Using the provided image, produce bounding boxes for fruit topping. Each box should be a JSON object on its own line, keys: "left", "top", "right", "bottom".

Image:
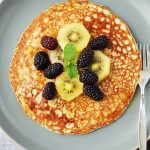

{"left": 48, "top": 49, "right": 64, "bottom": 64}
{"left": 34, "top": 51, "right": 50, "bottom": 70}
{"left": 90, "top": 35, "right": 109, "bottom": 50}
{"left": 65, "top": 63, "right": 78, "bottom": 78}
{"left": 41, "top": 36, "right": 58, "bottom": 50}
{"left": 42, "top": 82, "right": 56, "bottom": 100}
{"left": 77, "top": 48, "right": 94, "bottom": 68}
{"left": 64, "top": 43, "right": 78, "bottom": 78}
{"left": 44, "top": 63, "right": 63, "bottom": 79}
{"left": 55, "top": 72, "right": 83, "bottom": 101}
{"left": 83, "top": 85, "right": 104, "bottom": 101}
{"left": 80, "top": 69, "right": 98, "bottom": 85}
{"left": 57, "top": 23, "right": 91, "bottom": 52}
{"left": 33, "top": 25, "right": 111, "bottom": 102}
{"left": 90, "top": 51, "right": 110, "bottom": 82}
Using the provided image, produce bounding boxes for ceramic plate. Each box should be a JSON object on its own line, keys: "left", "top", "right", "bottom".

{"left": 0, "top": 0, "right": 150, "bottom": 150}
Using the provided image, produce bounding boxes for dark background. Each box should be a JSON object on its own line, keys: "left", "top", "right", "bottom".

{"left": 137, "top": 140, "right": 150, "bottom": 150}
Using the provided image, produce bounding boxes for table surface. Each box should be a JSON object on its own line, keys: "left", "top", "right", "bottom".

{"left": 0, "top": 131, "right": 19, "bottom": 150}
{"left": 0, "top": 131, "right": 150, "bottom": 150}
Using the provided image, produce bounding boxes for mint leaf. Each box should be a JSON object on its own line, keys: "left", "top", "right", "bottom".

{"left": 64, "top": 43, "right": 76, "bottom": 62}
{"left": 65, "top": 63, "right": 78, "bottom": 78}
{"left": 64, "top": 43, "right": 78, "bottom": 78}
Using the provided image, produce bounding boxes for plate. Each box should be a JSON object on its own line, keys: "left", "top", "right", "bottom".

{"left": 0, "top": 0, "right": 150, "bottom": 150}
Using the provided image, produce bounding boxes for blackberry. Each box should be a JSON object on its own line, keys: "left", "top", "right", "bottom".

{"left": 34, "top": 51, "right": 50, "bottom": 70}
{"left": 90, "top": 35, "right": 109, "bottom": 50}
{"left": 41, "top": 36, "right": 58, "bottom": 50}
{"left": 83, "top": 85, "right": 104, "bottom": 101}
{"left": 42, "top": 82, "right": 56, "bottom": 100}
{"left": 44, "top": 63, "right": 63, "bottom": 79}
{"left": 77, "top": 48, "right": 94, "bottom": 68}
{"left": 80, "top": 70, "right": 98, "bottom": 85}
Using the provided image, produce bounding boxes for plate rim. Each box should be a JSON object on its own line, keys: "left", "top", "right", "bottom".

{"left": 0, "top": 124, "right": 150, "bottom": 150}
{"left": 0, "top": 0, "right": 150, "bottom": 150}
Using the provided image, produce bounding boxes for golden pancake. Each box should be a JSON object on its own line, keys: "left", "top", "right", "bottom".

{"left": 9, "top": 0, "right": 141, "bottom": 134}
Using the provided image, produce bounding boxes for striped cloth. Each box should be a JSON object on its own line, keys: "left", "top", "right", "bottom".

{"left": 0, "top": 130, "right": 19, "bottom": 150}
{"left": 0, "top": 129, "right": 150, "bottom": 150}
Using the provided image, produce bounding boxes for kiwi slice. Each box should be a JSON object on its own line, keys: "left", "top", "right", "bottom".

{"left": 90, "top": 51, "right": 110, "bottom": 82}
{"left": 57, "top": 23, "right": 91, "bottom": 52}
{"left": 48, "top": 49, "right": 64, "bottom": 64}
{"left": 55, "top": 72, "right": 83, "bottom": 101}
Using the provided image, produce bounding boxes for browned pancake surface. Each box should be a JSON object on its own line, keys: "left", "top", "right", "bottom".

{"left": 9, "top": 1, "right": 141, "bottom": 134}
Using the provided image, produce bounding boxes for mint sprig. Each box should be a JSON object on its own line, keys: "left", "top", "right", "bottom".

{"left": 65, "top": 63, "right": 78, "bottom": 78}
{"left": 64, "top": 43, "right": 76, "bottom": 62}
{"left": 64, "top": 43, "right": 78, "bottom": 78}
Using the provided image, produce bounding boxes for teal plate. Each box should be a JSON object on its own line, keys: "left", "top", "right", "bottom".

{"left": 0, "top": 0, "right": 150, "bottom": 150}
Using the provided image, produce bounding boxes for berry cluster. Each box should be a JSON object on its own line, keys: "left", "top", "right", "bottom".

{"left": 79, "top": 69, "right": 104, "bottom": 101}
{"left": 80, "top": 69, "right": 98, "bottom": 85}
{"left": 33, "top": 34, "right": 109, "bottom": 101}
{"left": 34, "top": 51, "right": 50, "bottom": 70}
{"left": 44, "top": 63, "right": 63, "bottom": 79}
{"left": 77, "top": 35, "right": 109, "bottom": 100}
{"left": 90, "top": 35, "right": 109, "bottom": 50}
{"left": 41, "top": 36, "right": 58, "bottom": 50}
{"left": 83, "top": 85, "right": 104, "bottom": 101}
{"left": 42, "top": 82, "right": 56, "bottom": 100}
{"left": 77, "top": 48, "right": 94, "bottom": 68}
{"left": 34, "top": 36, "right": 63, "bottom": 100}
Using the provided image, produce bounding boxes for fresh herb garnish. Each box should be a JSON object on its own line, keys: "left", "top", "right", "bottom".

{"left": 64, "top": 43, "right": 78, "bottom": 78}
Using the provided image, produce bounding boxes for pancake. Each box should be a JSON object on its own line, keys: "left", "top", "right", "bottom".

{"left": 9, "top": 0, "right": 141, "bottom": 134}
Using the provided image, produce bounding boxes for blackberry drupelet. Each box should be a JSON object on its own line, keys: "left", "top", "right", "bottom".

{"left": 42, "top": 82, "right": 56, "bottom": 100}
{"left": 80, "top": 69, "right": 98, "bottom": 85}
{"left": 41, "top": 36, "right": 58, "bottom": 50}
{"left": 77, "top": 48, "right": 94, "bottom": 68}
{"left": 90, "top": 35, "right": 109, "bottom": 50}
{"left": 44, "top": 63, "right": 63, "bottom": 79}
{"left": 83, "top": 84, "right": 104, "bottom": 101}
{"left": 34, "top": 51, "right": 50, "bottom": 70}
